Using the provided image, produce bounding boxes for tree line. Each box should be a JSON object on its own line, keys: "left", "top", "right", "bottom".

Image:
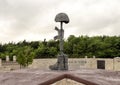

{"left": 0, "top": 35, "right": 120, "bottom": 66}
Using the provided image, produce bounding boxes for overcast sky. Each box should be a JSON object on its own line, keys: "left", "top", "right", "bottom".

{"left": 0, "top": 0, "right": 120, "bottom": 44}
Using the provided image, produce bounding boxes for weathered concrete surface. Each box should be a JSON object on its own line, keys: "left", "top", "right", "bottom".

{"left": 0, "top": 68, "right": 120, "bottom": 85}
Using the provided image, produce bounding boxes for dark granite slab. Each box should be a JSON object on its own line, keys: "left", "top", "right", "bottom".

{"left": 0, "top": 68, "right": 120, "bottom": 85}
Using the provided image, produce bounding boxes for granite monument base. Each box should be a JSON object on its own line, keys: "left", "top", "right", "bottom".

{"left": 49, "top": 53, "right": 68, "bottom": 70}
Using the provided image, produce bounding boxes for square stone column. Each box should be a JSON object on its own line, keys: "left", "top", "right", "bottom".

{"left": 6, "top": 55, "right": 9, "bottom": 62}
{"left": 13, "top": 55, "right": 16, "bottom": 62}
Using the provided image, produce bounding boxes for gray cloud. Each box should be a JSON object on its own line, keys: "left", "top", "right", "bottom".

{"left": 66, "top": 0, "right": 120, "bottom": 36}
{"left": 0, "top": 0, "right": 120, "bottom": 43}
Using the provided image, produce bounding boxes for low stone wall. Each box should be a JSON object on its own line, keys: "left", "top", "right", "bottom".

{"left": 29, "top": 59, "right": 57, "bottom": 70}
{"left": 29, "top": 57, "right": 120, "bottom": 71}
{"left": 1, "top": 57, "right": 120, "bottom": 71}
{"left": 0, "top": 61, "right": 19, "bottom": 71}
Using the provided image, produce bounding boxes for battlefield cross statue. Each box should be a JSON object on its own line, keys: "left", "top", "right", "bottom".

{"left": 49, "top": 13, "right": 70, "bottom": 70}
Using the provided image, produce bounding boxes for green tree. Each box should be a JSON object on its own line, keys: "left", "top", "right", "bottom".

{"left": 16, "top": 46, "right": 34, "bottom": 68}
{"left": 49, "top": 47, "right": 57, "bottom": 57}
{"left": 35, "top": 43, "right": 49, "bottom": 58}
{"left": 0, "top": 35, "right": 120, "bottom": 59}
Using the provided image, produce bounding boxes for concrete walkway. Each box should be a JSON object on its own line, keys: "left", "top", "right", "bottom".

{"left": 0, "top": 68, "right": 120, "bottom": 85}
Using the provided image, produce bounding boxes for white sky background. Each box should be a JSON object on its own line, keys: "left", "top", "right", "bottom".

{"left": 0, "top": 0, "right": 120, "bottom": 44}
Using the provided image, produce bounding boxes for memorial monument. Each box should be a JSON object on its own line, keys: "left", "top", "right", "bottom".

{"left": 49, "top": 13, "right": 69, "bottom": 70}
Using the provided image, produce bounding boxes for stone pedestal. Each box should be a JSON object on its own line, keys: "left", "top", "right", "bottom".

{"left": 49, "top": 53, "right": 68, "bottom": 70}
{"left": 57, "top": 53, "right": 68, "bottom": 70}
